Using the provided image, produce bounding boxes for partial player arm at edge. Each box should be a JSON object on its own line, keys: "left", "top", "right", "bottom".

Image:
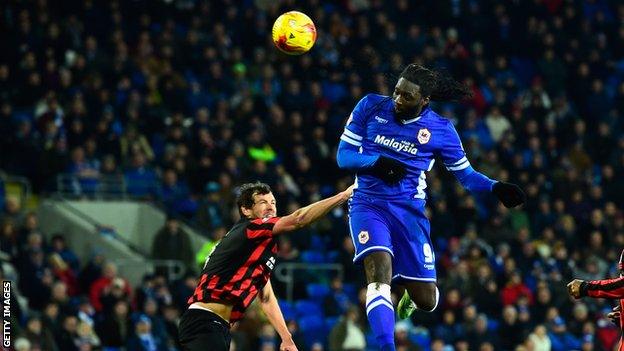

{"left": 336, "top": 139, "right": 378, "bottom": 170}
{"left": 258, "top": 280, "right": 296, "bottom": 349}
{"left": 451, "top": 164, "right": 497, "bottom": 193}
{"left": 580, "top": 277, "right": 624, "bottom": 299}
{"left": 273, "top": 185, "right": 353, "bottom": 234}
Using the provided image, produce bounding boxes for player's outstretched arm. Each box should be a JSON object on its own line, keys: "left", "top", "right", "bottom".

{"left": 258, "top": 280, "right": 298, "bottom": 351}
{"left": 568, "top": 277, "right": 624, "bottom": 299}
{"left": 272, "top": 185, "right": 354, "bottom": 234}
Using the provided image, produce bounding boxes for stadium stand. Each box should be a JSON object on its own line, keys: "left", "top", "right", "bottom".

{"left": 1, "top": 0, "right": 624, "bottom": 350}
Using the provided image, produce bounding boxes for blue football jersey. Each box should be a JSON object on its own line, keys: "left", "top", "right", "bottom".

{"left": 340, "top": 94, "right": 471, "bottom": 200}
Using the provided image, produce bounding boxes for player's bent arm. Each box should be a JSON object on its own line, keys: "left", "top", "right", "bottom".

{"left": 273, "top": 185, "right": 353, "bottom": 234}
{"left": 581, "top": 277, "right": 624, "bottom": 299}
{"left": 451, "top": 165, "right": 497, "bottom": 193}
{"left": 336, "top": 140, "right": 378, "bottom": 170}
{"left": 258, "top": 280, "right": 295, "bottom": 347}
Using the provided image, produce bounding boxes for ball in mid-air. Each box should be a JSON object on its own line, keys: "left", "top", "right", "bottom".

{"left": 272, "top": 11, "right": 317, "bottom": 55}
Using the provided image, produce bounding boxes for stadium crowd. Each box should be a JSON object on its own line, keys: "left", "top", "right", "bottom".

{"left": 2, "top": 0, "right": 624, "bottom": 350}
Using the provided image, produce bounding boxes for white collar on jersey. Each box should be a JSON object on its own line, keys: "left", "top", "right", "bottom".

{"left": 399, "top": 106, "right": 430, "bottom": 125}
{"left": 400, "top": 115, "right": 421, "bottom": 124}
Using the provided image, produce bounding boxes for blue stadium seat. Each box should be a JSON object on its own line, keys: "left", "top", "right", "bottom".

{"left": 278, "top": 301, "right": 296, "bottom": 321}
{"left": 306, "top": 283, "right": 331, "bottom": 299}
{"left": 301, "top": 250, "right": 325, "bottom": 263}
{"left": 326, "top": 250, "right": 340, "bottom": 262}
{"left": 294, "top": 299, "right": 323, "bottom": 318}
{"left": 299, "top": 315, "right": 327, "bottom": 347}
{"left": 310, "top": 235, "right": 326, "bottom": 251}
{"left": 325, "top": 316, "right": 340, "bottom": 331}
{"left": 487, "top": 319, "right": 499, "bottom": 332}
{"left": 409, "top": 332, "right": 431, "bottom": 350}
{"left": 342, "top": 283, "right": 358, "bottom": 301}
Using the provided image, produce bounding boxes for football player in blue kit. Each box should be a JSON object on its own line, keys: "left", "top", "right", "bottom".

{"left": 336, "top": 64, "right": 525, "bottom": 350}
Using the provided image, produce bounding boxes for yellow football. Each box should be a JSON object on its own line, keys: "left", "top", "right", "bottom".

{"left": 271, "top": 11, "right": 317, "bottom": 55}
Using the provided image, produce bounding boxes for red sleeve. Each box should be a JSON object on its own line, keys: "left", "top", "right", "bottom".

{"left": 246, "top": 217, "right": 280, "bottom": 239}
{"left": 584, "top": 277, "right": 624, "bottom": 299}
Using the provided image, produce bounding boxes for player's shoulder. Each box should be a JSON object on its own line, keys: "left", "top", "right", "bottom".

{"left": 357, "top": 93, "right": 392, "bottom": 113}
{"left": 362, "top": 93, "right": 390, "bottom": 103}
{"left": 249, "top": 217, "right": 280, "bottom": 226}
{"left": 424, "top": 108, "right": 453, "bottom": 129}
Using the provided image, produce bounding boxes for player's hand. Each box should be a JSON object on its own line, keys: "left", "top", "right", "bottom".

{"left": 370, "top": 156, "right": 407, "bottom": 184}
{"left": 492, "top": 181, "right": 526, "bottom": 208}
{"left": 280, "top": 337, "right": 298, "bottom": 351}
{"left": 567, "top": 279, "right": 584, "bottom": 299}
{"left": 342, "top": 184, "right": 355, "bottom": 200}
{"left": 608, "top": 305, "right": 621, "bottom": 326}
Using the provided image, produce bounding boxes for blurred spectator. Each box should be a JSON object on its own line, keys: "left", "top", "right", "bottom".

{"left": 527, "top": 325, "right": 551, "bottom": 351}
{"left": 97, "top": 299, "right": 132, "bottom": 349}
{"left": 151, "top": 216, "right": 194, "bottom": 272}
{"left": 158, "top": 169, "right": 197, "bottom": 218}
{"left": 89, "top": 262, "right": 131, "bottom": 313}
{"left": 50, "top": 233, "right": 80, "bottom": 272}
{"left": 126, "top": 314, "right": 166, "bottom": 351}
{"left": 0, "top": 0, "right": 624, "bottom": 349}
{"left": 23, "top": 314, "right": 59, "bottom": 351}
{"left": 328, "top": 305, "right": 367, "bottom": 351}
{"left": 195, "top": 182, "right": 226, "bottom": 231}
{"left": 124, "top": 152, "right": 158, "bottom": 198}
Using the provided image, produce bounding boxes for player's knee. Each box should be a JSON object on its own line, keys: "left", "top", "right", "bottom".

{"left": 412, "top": 285, "right": 439, "bottom": 312}
{"left": 363, "top": 252, "right": 393, "bottom": 284}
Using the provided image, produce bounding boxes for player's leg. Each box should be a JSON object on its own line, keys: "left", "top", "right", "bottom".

{"left": 400, "top": 281, "right": 439, "bottom": 313}
{"left": 349, "top": 198, "right": 396, "bottom": 351}
{"left": 178, "top": 309, "right": 231, "bottom": 351}
{"left": 363, "top": 251, "right": 396, "bottom": 351}
{"left": 389, "top": 200, "right": 439, "bottom": 318}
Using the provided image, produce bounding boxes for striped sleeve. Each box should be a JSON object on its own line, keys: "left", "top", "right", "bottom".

{"left": 440, "top": 120, "right": 471, "bottom": 172}
{"left": 340, "top": 95, "right": 370, "bottom": 147}
{"left": 582, "top": 277, "right": 624, "bottom": 299}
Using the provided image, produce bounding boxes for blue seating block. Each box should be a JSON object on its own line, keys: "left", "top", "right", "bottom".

{"left": 295, "top": 299, "right": 323, "bottom": 318}
{"left": 306, "top": 283, "right": 331, "bottom": 299}
{"left": 301, "top": 250, "right": 325, "bottom": 263}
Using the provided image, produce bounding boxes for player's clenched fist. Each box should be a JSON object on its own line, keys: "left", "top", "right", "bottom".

{"left": 280, "top": 339, "right": 298, "bottom": 351}
{"left": 567, "top": 279, "right": 584, "bottom": 299}
{"left": 608, "top": 305, "right": 621, "bottom": 326}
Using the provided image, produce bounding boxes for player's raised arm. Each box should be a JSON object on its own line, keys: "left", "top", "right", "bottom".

{"left": 336, "top": 94, "right": 378, "bottom": 170}
{"left": 336, "top": 95, "right": 407, "bottom": 184}
{"left": 568, "top": 277, "right": 624, "bottom": 299}
{"left": 272, "top": 185, "right": 354, "bottom": 234}
{"left": 439, "top": 119, "right": 525, "bottom": 208}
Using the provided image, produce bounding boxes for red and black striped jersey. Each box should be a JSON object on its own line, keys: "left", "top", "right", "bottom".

{"left": 187, "top": 216, "right": 280, "bottom": 324}
{"left": 582, "top": 277, "right": 624, "bottom": 350}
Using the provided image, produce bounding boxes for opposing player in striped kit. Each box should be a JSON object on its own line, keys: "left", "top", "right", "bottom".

{"left": 337, "top": 64, "right": 525, "bottom": 350}
{"left": 568, "top": 249, "right": 624, "bottom": 351}
{"left": 179, "top": 182, "right": 353, "bottom": 351}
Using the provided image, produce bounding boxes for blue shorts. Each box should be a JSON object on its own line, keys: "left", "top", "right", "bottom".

{"left": 348, "top": 194, "right": 436, "bottom": 283}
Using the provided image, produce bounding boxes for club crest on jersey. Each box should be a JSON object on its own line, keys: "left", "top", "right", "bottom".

{"left": 417, "top": 128, "right": 431, "bottom": 144}
{"left": 358, "top": 230, "right": 369, "bottom": 244}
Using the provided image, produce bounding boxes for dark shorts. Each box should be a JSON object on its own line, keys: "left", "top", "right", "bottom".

{"left": 178, "top": 308, "right": 231, "bottom": 351}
